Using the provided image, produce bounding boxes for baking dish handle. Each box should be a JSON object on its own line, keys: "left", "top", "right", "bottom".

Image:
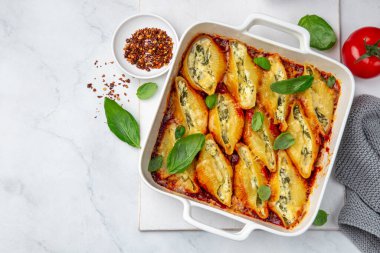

{"left": 238, "top": 13, "right": 311, "bottom": 52}
{"left": 182, "top": 200, "right": 257, "bottom": 240}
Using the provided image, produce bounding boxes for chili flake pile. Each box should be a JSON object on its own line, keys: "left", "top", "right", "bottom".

{"left": 123, "top": 27, "right": 173, "bottom": 71}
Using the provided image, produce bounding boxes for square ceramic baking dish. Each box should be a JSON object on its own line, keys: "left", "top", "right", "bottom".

{"left": 139, "top": 13, "right": 355, "bottom": 240}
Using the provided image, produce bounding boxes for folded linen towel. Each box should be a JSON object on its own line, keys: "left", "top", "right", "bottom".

{"left": 335, "top": 95, "right": 380, "bottom": 253}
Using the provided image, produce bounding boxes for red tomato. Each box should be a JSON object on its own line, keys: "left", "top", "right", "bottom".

{"left": 342, "top": 27, "right": 380, "bottom": 78}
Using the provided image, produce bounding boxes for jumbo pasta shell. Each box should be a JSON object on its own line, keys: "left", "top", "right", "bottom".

{"left": 182, "top": 35, "right": 226, "bottom": 95}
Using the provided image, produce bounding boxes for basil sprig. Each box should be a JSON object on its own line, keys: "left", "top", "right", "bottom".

{"left": 273, "top": 132, "right": 295, "bottom": 150}
{"left": 167, "top": 133, "right": 205, "bottom": 174}
{"left": 104, "top": 97, "right": 140, "bottom": 148}
{"left": 175, "top": 125, "right": 185, "bottom": 139}
{"left": 254, "top": 57, "right": 271, "bottom": 70}
{"left": 271, "top": 75, "right": 314, "bottom": 94}
{"left": 136, "top": 82, "right": 158, "bottom": 100}
{"left": 205, "top": 94, "right": 217, "bottom": 109}
{"left": 313, "top": 209, "right": 328, "bottom": 226}
{"left": 251, "top": 111, "right": 264, "bottom": 131}
{"left": 298, "top": 15, "right": 337, "bottom": 50}
{"left": 258, "top": 185, "right": 271, "bottom": 201}
{"left": 326, "top": 76, "right": 336, "bottom": 88}
{"left": 148, "top": 155, "right": 163, "bottom": 172}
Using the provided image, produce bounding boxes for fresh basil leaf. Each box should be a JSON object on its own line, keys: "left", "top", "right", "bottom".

{"left": 254, "top": 57, "right": 271, "bottom": 70}
{"left": 175, "top": 125, "right": 185, "bottom": 139}
{"left": 271, "top": 75, "right": 314, "bottom": 94}
{"left": 167, "top": 133, "right": 205, "bottom": 174}
{"left": 298, "top": 15, "right": 337, "bottom": 50}
{"left": 326, "top": 76, "right": 336, "bottom": 88}
{"left": 136, "top": 82, "right": 158, "bottom": 100}
{"left": 148, "top": 155, "right": 163, "bottom": 172}
{"left": 273, "top": 132, "right": 295, "bottom": 150}
{"left": 251, "top": 111, "right": 264, "bottom": 131}
{"left": 313, "top": 209, "right": 328, "bottom": 226}
{"left": 258, "top": 185, "right": 271, "bottom": 201}
{"left": 205, "top": 94, "right": 217, "bottom": 109}
{"left": 104, "top": 97, "right": 140, "bottom": 148}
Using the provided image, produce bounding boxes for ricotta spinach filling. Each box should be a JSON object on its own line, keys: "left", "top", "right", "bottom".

{"left": 205, "top": 140, "right": 231, "bottom": 201}
{"left": 188, "top": 39, "right": 214, "bottom": 90}
{"left": 276, "top": 163, "right": 293, "bottom": 225}
{"left": 217, "top": 95, "right": 230, "bottom": 145}
{"left": 274, "top": 69, "right": 286, "bottom": 122}
{"left": 315, "top": 107, "right": 328, "bottom": 129}
{"left": 178, "top": 80, "right": 194, "bottom": 129}
{"left": 240, "top": 147, "right": 264, "bottom": 208}
{"left": 260, "top": 127, "right": 275, "bottom": 169}
{"left": 293, "top": 105, "right": 312, "bottom": 166}
{"left": 231, "top": 42, "right": 254, "bottom": 102}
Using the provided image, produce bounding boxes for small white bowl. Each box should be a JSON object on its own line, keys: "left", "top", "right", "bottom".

{"left": 112, "top": 13, "right": 179, "bottom": 79}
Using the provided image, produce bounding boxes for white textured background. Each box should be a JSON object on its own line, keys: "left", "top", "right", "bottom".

{"left": 0, "top": 0, "right": 379, "bottom": 252}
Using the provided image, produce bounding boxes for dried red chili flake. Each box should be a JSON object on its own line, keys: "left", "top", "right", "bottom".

{"left": 87, "top": 83, "right": 93, "bottom": 89}
{"left": 123, "top": 27, "right": 173, "bottom": 71}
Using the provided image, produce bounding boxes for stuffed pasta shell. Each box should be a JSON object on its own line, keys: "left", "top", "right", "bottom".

{"left": 225, "top": 41, "right": 261, "bottom": 109}
{"left": 258, "top": 54, "right": 289, "bottom": 131}
{"left": 300, "top": 65, "right": 336, "bottom": 134}
{"left": 154, "top": 121, "right": 199, "bottom": 193}
{"left": 286, "top": 102, "right": 319, "bottom": 179}
{"left": 196, "top": 134, "right": 233, "bottom": 206}
{"left": 234, "top": 143, "right": 269, "bottom": 219}
{"left": 243, "top": 108, "right": 277, "bottom": 172}
{"left": 209, "top": 93, "right": 244, "bottom": 155}
{"left": 173, "top": 76, "right": 208, "bottom": 134}
{"left": 182, "top": 35, "right": 226, "bottom": 95}
{"left": 269, "top": 151, "right": 308, "bottom": 228}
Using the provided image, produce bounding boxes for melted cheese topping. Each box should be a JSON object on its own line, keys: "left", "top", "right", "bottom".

{"left": 269, "top": 151, "right": 307, "bottom": 228}
{"left": 226, "top": 41, "right": 258, "bottom": 109}
{"left": 183, "top": 36, "right": 226, "bottom": 95}
{"left": 302, "top": 66, "right": 335, "bottom": 134}
{"left": 188, "top": 38, "right": 215, "bottom": 90}
{"left": 209, "top": 93, "right": 244, "bottom": 155}
{"left": 258, "top": 54, "right": 289, "bottom": 130}
{"left": 287, "top": 103, "right": 319, "bottom": 179}
{"left": 234, "top": 143, "right": 269, "bottom": 218}
{"left": 175, "top": 77, "right": 208, "bottom": 134}
{"left": 155, "top": 122, "right": 199, "bottom": 193}
{"left": 243, "top": 109, "right": 276, "bottom": 172}
{"left": 196, "top": 135, "right": 233, "bottom": 206}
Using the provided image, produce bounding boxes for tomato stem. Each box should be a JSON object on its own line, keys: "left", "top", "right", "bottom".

{"left": 355, "top": 39, "right": 380, "bottom": 63}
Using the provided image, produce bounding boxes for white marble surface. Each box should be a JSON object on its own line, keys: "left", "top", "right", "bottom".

{"left": 0, "top": 0, "right": 379, "bottom": 252}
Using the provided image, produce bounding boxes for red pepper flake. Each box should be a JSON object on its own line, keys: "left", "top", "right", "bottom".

{"left": 92, "top": 88, "right": 97, "bottom": 92}
{"left": 97, "top": 95, "right": 103, "bottom": 98}
{"left": 87, "top": 83, "right": 93, "bottom": 89}
{"left": 123, "top": 27, "right": 173, "bottom": 71}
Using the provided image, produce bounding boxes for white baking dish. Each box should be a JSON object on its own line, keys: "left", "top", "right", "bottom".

{"left": 139, "top": 13, "right": 355, "bottom": 240}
